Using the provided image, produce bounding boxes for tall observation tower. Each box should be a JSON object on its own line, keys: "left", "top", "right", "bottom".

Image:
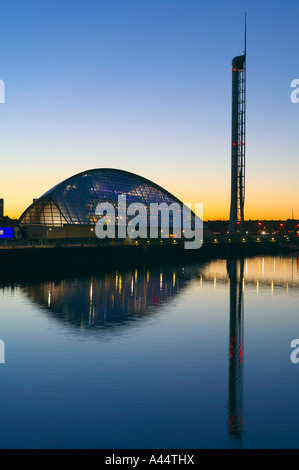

{"left": 229, "top": 15, "right": 247, "bottom": 236}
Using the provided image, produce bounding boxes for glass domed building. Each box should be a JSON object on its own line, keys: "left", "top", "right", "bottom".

{"left": 19, "top": 168, "right": 210, "bottom": 241}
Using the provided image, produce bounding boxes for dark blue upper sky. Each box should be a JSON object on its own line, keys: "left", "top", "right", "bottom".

{"left": 0, "top": 0, "right": 298, "bottom": 219}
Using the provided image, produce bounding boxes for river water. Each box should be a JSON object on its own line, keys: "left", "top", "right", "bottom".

{"left": 0, "top": 255, "right": 298, "bottom": 449}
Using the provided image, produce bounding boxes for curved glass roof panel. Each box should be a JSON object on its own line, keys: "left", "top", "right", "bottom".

{"left": 19, "top": 169, "right": 196, "bottom": 228}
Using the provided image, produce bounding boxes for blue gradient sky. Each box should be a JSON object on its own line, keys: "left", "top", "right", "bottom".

{"left": 0, "top": 0, "right": 298, "bottom": 219}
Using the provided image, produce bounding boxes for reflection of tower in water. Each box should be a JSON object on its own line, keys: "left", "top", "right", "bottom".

{"left": 227, "top": 258, "right": 245, "bottom": 448}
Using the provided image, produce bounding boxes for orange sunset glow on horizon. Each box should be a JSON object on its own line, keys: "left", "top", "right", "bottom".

{"left": 2, "top": 163, "right": 297, "bottom": 222}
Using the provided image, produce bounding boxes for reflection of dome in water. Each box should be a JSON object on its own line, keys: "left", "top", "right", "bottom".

{"left": 24, "top": 265, "right": 204, "bottom": 329}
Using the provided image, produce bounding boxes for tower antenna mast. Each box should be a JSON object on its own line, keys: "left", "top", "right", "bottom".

{"left": 244, "top": 12, "right": 247, "bottom": 56}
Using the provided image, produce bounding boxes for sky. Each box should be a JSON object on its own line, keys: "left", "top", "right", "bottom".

{"left": 0, "top": 0, "right": 298, "bottom": 220}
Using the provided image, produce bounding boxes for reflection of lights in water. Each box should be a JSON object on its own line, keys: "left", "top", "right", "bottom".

{"left": 202, "top": 258, "right": 299, "bottom": 292}
{"left": 26, "top": 258, "right": 297, "bottom": 336}
{"left": 229, "top": 336, "right": 234, "bottom": 360}
{"left": 23, "top": 265, "right": 204, "bottom": 330}
{"left": 239, "top": 339, "right": 244, "bottom": 363}
{"left": 89, "top": 278, "right": 94, "bottom": 325}
{"left": 89, "top": 305, "right": 95, "bottom": 325}
{"left": 89, "top": 283, "right": 95, "bottom": 324}
{"left": 90, "top": 281, "right": 93, "bottom": 302}
{"left": 135, "top": 269, "right": 138, "bottom": 282}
